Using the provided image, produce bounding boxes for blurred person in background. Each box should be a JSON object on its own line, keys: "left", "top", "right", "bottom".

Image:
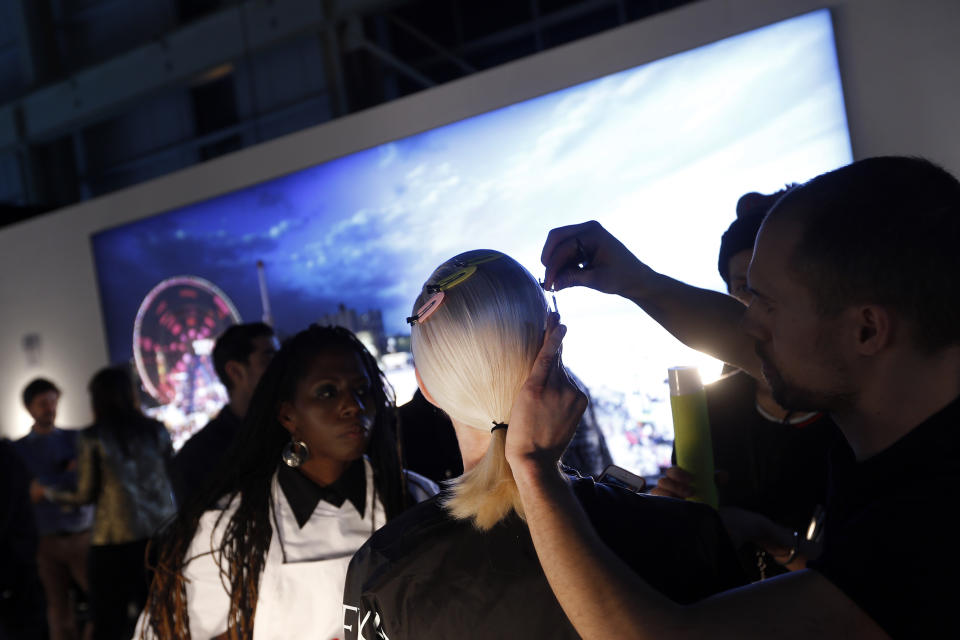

{"left": 34, "top": 367, "right": 176, "bottom": 640}
{"left": 170, "top": 322, "right": 278, "bottom": 507}
{"left": 14, "top": 378, "right": 94, "bottom": 640}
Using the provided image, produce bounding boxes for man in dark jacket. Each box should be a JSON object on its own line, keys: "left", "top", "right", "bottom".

{"left": 170, "top": 322, "right": 277, "bottom": 506}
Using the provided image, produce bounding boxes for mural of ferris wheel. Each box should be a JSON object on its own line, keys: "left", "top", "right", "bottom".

{"left": 132, "top": 276, "right": 241, "bottom": 444}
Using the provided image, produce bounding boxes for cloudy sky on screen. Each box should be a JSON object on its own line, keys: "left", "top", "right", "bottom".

{"left": 93, "top": 9, "right": 851, "bottom": 393}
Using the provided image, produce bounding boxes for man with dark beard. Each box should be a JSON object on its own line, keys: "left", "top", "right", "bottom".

{"left": 652, "top": 191, "right": 841, "bottom": 581}
{"left": 170, "top": 322, "right": 278, "bottom": 507}
{"left": 505, "top": 156, "right": 960, "bottom": 638}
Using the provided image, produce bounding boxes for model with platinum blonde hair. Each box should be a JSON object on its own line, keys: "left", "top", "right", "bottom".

{"left": 343, "top": 249, "right": 745, "bottom": 640}
{"left": 411, "top": 249, "right": 547, "bottom": 530}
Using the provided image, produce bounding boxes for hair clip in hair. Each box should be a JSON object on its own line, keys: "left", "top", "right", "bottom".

{"left": 426, "top": 265, "right": 478, "bottom": 294}
{"left": 406, "top": 292, "right": 445, "bottom": 325}
{"left": 412, "top": 251, "right": 504, "bottom": 324}
{"left": 425, "top": 252, "right": 505, "bottom": 294}
{"left": 452, "top": 253, "right": 501, "bottom": 269}
{"left": 491, "top": 422, "right": 508, "bottom": 433}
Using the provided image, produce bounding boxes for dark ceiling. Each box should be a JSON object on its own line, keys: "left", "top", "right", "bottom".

{"left": 0, "top": 0, "right": 698, "bottom": 228}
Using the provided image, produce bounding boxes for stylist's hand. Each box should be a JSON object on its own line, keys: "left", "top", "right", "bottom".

{"left": 505, "top": 313, "right": 588, "bottom": 477}
{"left": 541, "top": 220, "right": 649, "bottom": 297}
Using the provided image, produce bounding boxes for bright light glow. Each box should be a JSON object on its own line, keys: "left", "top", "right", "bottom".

{"left": 192, "top": 338, "right": 215, "bottom": 356}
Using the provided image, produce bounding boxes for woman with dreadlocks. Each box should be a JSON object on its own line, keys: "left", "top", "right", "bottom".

{"left": 342, "top": 250, "right": 746, "bottom": 639}
{"left": 138, "top": 325, "right": 436, "bottom": 640}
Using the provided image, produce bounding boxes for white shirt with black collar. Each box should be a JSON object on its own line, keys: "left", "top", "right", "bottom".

{"left": 136, "top": 457, "right": 437, "bottom": 640}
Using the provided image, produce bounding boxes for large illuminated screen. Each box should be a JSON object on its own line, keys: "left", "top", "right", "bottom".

{"left": 92, "top": 10, "right": 851, "bottom": 473}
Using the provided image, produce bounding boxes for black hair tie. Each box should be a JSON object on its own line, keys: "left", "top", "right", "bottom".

{"left": 491, "top": 422, "right": 508, "bottom": 433}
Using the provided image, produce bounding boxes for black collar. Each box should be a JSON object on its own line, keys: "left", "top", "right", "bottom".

{"left": 277, "top": 458, "right": 367, "bottom": 528}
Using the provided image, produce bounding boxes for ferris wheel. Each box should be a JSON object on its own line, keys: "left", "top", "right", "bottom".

{"left": 132, "top": 276, "right": 241, "bottom": 440}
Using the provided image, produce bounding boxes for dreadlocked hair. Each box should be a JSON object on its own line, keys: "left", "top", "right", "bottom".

{"left": 141, "top": 325, "right": 410, "bottom": 639}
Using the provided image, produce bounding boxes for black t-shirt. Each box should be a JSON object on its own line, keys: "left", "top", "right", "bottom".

{"left": 703, "top": 371, "right": 842, "bottom": 529}
{"left": 692, "top": 372, "right": 842, "bottom": 579}
{"left": 343, "top": 475, "right": 745, "bottom": 640}
{"left": 170, "top": 407, "right": 243, "bottom": 508}
{"left": 809, "top": 394, "right": 960, "bottom": 638}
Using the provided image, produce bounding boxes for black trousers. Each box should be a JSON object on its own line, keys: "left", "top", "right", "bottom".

{"left": 87, "top": 540, "right": 149, "bottom": 640}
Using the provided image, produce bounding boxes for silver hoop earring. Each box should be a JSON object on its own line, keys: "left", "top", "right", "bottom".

{"left": 281, "top": 438, "right": 309, "bottom": 467}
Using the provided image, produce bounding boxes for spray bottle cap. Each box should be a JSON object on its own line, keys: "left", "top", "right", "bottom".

{"left": 668, "top": 366, "right": 703, "bottom": 396}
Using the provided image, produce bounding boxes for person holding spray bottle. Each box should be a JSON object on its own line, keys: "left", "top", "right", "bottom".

{"left": 665, "top": 366, "right": 718, "bottom": 509}
{"left": 652, "top": 191, "right": 841, "bottom": 581}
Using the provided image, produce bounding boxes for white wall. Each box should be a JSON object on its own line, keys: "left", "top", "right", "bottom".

{"left": 2, "top": 0, "right": 959, "bottom": 436}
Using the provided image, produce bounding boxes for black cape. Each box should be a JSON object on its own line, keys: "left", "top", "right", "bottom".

{"left": 343, "top": 475, "right": 745, "bottom": 639}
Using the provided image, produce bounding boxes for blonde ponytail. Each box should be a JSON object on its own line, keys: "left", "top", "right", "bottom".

{"left": 411, "top": 250, "right": 547, "bottom": 531}
{"left": 442, "top": 428, "right": 524, "bottom": 530}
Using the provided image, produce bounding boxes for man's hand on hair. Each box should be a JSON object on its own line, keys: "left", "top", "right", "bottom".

{"left": 541, "top": 220, "right": 650, "bottom": 298}
{"left": 505, "top": 313, "right": 587, "bottom": 481}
